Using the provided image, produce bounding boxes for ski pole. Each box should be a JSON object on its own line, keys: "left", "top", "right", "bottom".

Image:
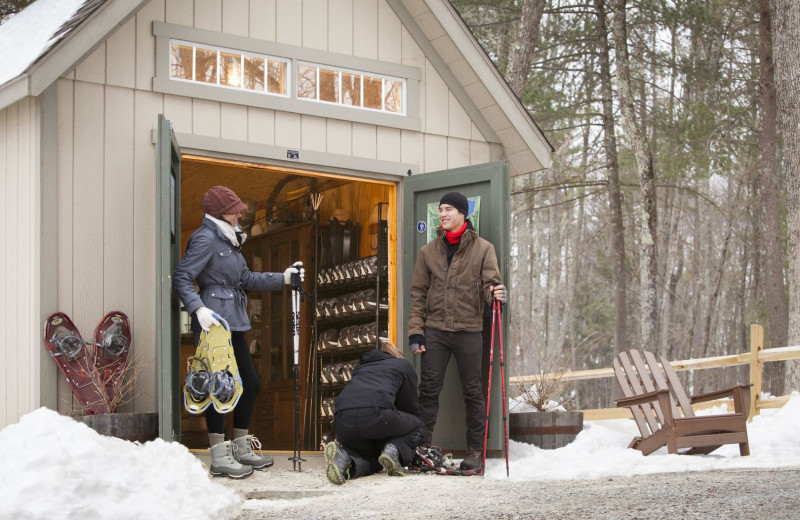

{"left": 481, "top": 285, "right": 498, "bottom": 476}
{"left": 496, "top": 298, "right": 510, "bottom": 477}
{"left": 289, "top": 263, "right": 306, "bottom": 471}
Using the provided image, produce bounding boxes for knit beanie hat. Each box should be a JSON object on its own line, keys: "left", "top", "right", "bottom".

{"left": 439, "top": 191, "right": 470, "bottom": 216}
{"left": 202, "top": 186, "right": 248, "bottom": 219}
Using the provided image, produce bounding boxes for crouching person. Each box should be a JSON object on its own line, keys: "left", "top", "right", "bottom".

{"left": 324, "top": 343, "right": 424, "bottom": 484}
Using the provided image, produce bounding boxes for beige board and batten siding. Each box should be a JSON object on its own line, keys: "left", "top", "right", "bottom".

{"left": 0, "top": 97, "right": 40, "bottom": 429}
{"left": 42, "top": 0, "right": 509, "bottom": 415}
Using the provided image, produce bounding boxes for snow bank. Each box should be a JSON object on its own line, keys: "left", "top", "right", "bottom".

{"left": 0, "top": 408, "right": 241, "bottom": 520}
{"left": 485, "top": 392, "right": 800, "bottom": 480}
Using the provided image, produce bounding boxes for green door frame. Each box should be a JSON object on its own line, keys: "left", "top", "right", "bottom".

{"left": 156, "top": 115, "right": 182, "bottom": 441}
{"left": 401, "top": 161, "right": 509, "bottom": 451}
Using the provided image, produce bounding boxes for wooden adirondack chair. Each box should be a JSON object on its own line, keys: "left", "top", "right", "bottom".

{"left": 613, "top": 350, "right": 751, "bottom": 456}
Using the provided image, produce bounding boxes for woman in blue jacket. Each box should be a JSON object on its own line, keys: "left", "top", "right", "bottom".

{"left": 174, "top": 185, "right": 303, "bottom": 479}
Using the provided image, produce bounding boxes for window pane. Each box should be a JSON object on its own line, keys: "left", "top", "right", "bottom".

{"left": 170, "top": 43, "right": 193, "bottom": 80}
{"left": 297, "top": 65, "right": 317, "bottom": 99}
{"left": 341, "top": 72, "right": 361, "bottom": 106}
{"left": 243, "top": 56, "right": 265, "bottom": 91}
{"left": 383, "top": 80, "right": 402, "bottom": 113}
{"left": 319, "top": 68, "right": 339, "bottom": 103}
{"left": 195, "top": 47, "right": 218, "bottom": 84}
{"left": 220, "top": 52, "right": 241, "bottom": 87}
{"left": 267, "top": 60, "right": 286, "bottom": 94}
{"left": 363, "top": 76, "right": 382, "bottom": 110}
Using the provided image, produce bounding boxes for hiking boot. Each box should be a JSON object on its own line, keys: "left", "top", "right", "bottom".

{"left": 324, "top": 441, "right": 352, "bottom": 485}
{"left": 209, "top": 440, "right": 254, "bottom": 479}
{"left": 378, "top": 443, "right": 406, "bottom": 476}
{"left": 232, "top": 435, "right": 274, "bottom": 469}
{"left": 459, "top": 447, "right": 483, "bottom": 471}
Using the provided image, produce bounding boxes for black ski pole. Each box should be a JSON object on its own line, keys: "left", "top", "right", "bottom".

{"left": 288, "top": 263, "right": 306, "bottom": 471}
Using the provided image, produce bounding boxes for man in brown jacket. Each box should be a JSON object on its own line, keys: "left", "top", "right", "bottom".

{"left": 408, "top": 191, "right": 506, "bottom": 471}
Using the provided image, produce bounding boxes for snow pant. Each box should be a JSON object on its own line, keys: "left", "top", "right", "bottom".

{"left": 418, "top": 328, "right": 485, "bottom": 449}
{"left": 193, "top": 330, "right": 261, "bottom": 435}
{"left": 334, "top": 406, "right": 425, "bottom": 478}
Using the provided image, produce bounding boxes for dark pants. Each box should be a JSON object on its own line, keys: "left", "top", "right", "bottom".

{"left": 418, "top": 328, "right": 485, "bottom": 448}
{"left": 334, "top": 407, "right": 425, "bottom": 478}
{"left": 193, "top": 330, "right": 261, "bottom": 434}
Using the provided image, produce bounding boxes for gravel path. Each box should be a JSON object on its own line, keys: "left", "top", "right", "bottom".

{"left": 208, "top": 454, "right": 800, "bottom": 519}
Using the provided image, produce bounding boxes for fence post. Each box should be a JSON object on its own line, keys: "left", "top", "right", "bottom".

{"left": 749, "top": 324, "right": 764, "bottom": 421}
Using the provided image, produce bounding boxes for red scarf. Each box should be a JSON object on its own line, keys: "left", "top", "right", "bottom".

{"left": 444, "top": 221, "right": 468, "bottom": 244}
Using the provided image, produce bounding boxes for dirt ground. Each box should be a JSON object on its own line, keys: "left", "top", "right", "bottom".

{"left": 194, "top": 452, "right": 800, "bottom": 520}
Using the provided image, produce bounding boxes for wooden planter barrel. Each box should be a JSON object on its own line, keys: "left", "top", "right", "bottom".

{"left": 509, "top": 411, "right": 583, "bottom": 449}
{"left": 76, "top": 412, "right": 159, "bottom": 443}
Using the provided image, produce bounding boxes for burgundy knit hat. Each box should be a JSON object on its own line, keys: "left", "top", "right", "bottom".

{"left": 202, "top": 186, "right": 248, "bottom": 219}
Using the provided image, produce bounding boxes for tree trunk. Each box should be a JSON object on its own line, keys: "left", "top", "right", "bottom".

{"left": 506, "top": 0, "right": 546, "bottom": 98}
{"left": 771, "top": 0, "right": 800, "bottom": 391}
{"left": 594, "top": 0, "right": 627, "bottom": 356}
{"left": 611, "top": 0, "right": 659, "bottom": 351}
{"left": 758, "top": 0, "right": 787, "bottom": 395}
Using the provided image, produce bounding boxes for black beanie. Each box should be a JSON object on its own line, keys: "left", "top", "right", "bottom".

{"left": 439, "top": 192, "right": 469, "bottom": 216}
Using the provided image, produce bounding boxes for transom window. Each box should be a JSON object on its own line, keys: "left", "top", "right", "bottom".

{"left": 296, "top": 63, "right": 405, "bottom": 115}
{"left": 170, "top": 40, "right": 289, "bottom": 96}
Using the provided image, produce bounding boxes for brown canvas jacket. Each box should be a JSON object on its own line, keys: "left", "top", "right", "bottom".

{"left": 408, "top": 226, "right": 502, "bottom": 335}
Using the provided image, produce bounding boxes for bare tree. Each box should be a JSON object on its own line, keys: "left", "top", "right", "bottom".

{"left": 506, "top": 0, "right": 546, "bottom": 98}
{"left": 770, "top": 0, "right": 800, "bottom": 391}
{"left": 594, "top": 0, "right": 627, "bottom": 356}
{"left": 611, "top": 0, "right": 659, "bottom": 351}
{"left": 757, "top": 0, "right": 787, "bottom": 395}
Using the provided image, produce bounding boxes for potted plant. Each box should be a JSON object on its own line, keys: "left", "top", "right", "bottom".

{"left": 71, "top": 349, "right": 157, "bottom": 443}
{"left": 509, "top": 334, "right": 601, "bottom": 449}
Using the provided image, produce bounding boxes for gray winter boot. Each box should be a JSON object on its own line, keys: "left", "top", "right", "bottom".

{"left": 209, "top": 440, "right": 254, "bottom": 479}
{"left": 232, "top": 435, "right": 274, "bottom": 469}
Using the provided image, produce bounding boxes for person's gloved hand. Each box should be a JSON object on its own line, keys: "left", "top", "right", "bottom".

{"left": 195, "top": 306, "right": 220, "bottom": 331}
{"left": 283, "top": 261, "right": 305, "bottom": 285}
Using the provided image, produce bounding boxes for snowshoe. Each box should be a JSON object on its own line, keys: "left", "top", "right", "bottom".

{"left": 93, "top": 311, "right": 131, "bottom": 412}
{"left": 43, "top": 312, "right": 109, "bottom": 415}
{"left": 183, "top": 315, "right": 243, "bottom": 414}
{"left": 410, "top": 445, "right": 482, "bottom": 476}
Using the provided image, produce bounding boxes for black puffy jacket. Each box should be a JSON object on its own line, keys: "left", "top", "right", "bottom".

{"left": 334, "top": 349, "right": 420, "bottom": 417}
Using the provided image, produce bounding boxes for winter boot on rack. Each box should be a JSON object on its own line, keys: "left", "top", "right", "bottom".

{"left": 378, "top": 443, "right": 406, "bottom": 476}
{"left": 209, "top": 440, "right": 254, "bottom": 479}
{"left": 232, "top": 434, "right": 274, "bottom": 469}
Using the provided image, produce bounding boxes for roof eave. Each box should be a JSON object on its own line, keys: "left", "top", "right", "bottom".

{"left": 0, "top": 0, "right": 148, "bottom": 111}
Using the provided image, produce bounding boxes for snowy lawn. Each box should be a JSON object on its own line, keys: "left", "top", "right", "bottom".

{"left": 485, "top": 392, "right": 800, "bottom": 479}
{"left": 1, "top": 394, "right": 798, "bottom": 519}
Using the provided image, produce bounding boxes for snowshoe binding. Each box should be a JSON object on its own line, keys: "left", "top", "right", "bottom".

{"left": 410, "top": 445, "right": 482, "bottom": 476}
{"left": 44, "top": 312, "right": 109, "bottom": 415}
{"left": 93, "top": 311, "right": 131, "bottom": 412}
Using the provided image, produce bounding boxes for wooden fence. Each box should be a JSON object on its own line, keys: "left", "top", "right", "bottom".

{"left": 509, "top": 324, "right": 800, "bottom": 421}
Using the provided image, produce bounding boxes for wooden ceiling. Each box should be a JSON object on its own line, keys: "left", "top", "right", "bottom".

{"left": 180, "top": 156, "right": 348, "bottom": 235}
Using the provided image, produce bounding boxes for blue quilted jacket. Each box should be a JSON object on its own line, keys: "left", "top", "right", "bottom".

{"left": 173, "top": 217, "right": 284, "bottom": 331}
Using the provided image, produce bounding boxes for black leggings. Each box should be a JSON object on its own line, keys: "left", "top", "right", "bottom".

{"left": 194, "top": 330, "right": 261, "bottom": 434}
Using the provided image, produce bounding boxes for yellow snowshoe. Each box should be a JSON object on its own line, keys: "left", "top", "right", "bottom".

{"left": 183, "top": 316, "right": 243, "bottom": 414}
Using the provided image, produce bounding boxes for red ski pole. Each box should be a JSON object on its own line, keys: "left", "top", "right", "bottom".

{"left": 496, "top": 299, "right": 510, "bottom": 477}
{"left": 481, "top": 290, "right": 497, "bottom": 476}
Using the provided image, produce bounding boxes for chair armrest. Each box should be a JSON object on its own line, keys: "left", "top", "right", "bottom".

{"left": 690, "top": 384, "right": 753, "bottom": 404}
{"left": 615, "top": 388, "right": 669, "bottom": 408}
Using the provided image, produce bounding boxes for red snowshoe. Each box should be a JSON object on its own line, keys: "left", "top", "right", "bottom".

{"left": 43, "top": 312, "right": 109, "bottom": 414}
{"left": 93, "top": 311, "right": 131, "bottom": 412}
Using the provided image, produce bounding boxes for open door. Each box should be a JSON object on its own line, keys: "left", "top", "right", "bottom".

{"left": 402, "top": 161, "right": 509, "bottom": 452}
{"left": 156, "top": 115, "right": 182, "bottom": 441}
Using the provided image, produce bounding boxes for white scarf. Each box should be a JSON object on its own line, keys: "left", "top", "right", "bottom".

{"left": 205, "top": 214, "right": 247, "bottom": 247}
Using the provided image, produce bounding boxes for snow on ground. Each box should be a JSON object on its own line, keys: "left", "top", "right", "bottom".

{"left": 0, "top": 0, "right": 87, "bottom": 86}
{"left": 0, "top": 408, "right": 241, "bottom": 520}
{"left": 1, "top": 394, "right": 798, "bottom": 519}
{"left": 484, "top": 392, "right": 800, "bottom": 480}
